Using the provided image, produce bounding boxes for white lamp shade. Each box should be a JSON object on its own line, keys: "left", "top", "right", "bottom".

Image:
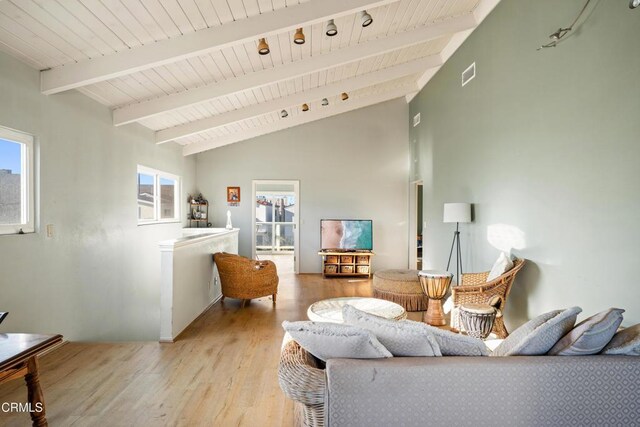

{"left": 443, "top": 203, "right": 471, "bottom": 223}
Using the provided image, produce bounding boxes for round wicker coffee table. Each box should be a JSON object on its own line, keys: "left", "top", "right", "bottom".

{"left": 307, "top": 297, "right": 407, "bottom": 324}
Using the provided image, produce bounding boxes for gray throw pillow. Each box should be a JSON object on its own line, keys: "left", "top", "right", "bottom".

{"left": 601, "top": 323, "right": 640, "bottom": 355}
{"left": 342, "top": 304, "right": 441, "bottom": 357}
{"left": 548, "top": 308, "right": 625, "bottom": 355}
{"left": 491, "top": 307, "right": 582, "bottom": 356}
{"left": 423, "top": 324, "right": 489, "bottom": 356}
{"left": 282, "top": 320, "right": 392, "bottom": 361}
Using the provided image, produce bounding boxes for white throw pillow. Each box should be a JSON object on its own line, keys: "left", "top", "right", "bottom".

{"left": 486, "top": 252, "right": 514, "bottom": 282}
{"left": 491, "top": 307, "right": 582, "bottom": 356}
{"left": 424, "top": 324, "right": 489, "bottom": 356}
{"left": 342, "top": 304, "right": 441, "bottom": 357}
{"left": 282, "top": 320, "right": 392, "bottom": 361}
{"left": 548, "top": 308, "right": 624, "bottom": 355}
{"left": 601, "top": 323, "right": 640, "bottom": 355}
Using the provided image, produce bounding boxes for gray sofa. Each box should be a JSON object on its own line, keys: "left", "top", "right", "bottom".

{"left": 278, "top": 340, "right": 640, "bottom": 427}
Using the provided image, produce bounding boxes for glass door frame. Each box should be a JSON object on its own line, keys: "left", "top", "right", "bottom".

{"left": 251, "top": 180, "right": 300, "bottom": 274}
{"left": 255, "top": 190, "right": 295, "bottom": 253}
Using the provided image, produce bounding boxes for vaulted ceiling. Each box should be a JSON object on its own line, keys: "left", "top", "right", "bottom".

{"left": 0, "top": 0, "right": 499, "bottom": 155}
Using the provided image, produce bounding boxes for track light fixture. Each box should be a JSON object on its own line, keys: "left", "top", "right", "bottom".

{"left": 321, "top": 98, "right": 329, "bottom": 106}
{"left": 538, "top": 0, "right": 636, "bottom": 51}
{"left": 359, "top": 10, "right": 373, "bottom": 27}
{"left": 549, "top": 28, "right": 571, "bottom": 41}
{"left": 537, "top": 0, "right": 591, "bottom": 50}
{"left": 294, "top": 28, "right": 305, "bottom": 45}
{"left": 325, "top": 19, "right": 338, "bottom": 36}
{"left": 302, "top": 103, "right": 309, "bottom": 112}
{"left": 281, "top": 110, "right": 288, "bottom": 118}
{"left": 258, "top": 38, "right": 270, "bottom": 55}
{"left": 341, "top": 92, "right": 349, "bottom": 101}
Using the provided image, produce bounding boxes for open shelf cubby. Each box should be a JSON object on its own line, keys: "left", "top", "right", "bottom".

{"left": 318, "top": 251, "right": 374, "bottom": 278}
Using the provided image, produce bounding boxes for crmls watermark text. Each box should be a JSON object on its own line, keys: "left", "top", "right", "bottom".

{"left": 1, "top": 402, "right": 43, "bottom": 413}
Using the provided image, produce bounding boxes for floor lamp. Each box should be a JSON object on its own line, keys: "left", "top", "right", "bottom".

{"left": 444, "top": 203, "right": 471, "bottom": 285}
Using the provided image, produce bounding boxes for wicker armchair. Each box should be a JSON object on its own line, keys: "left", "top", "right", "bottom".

{"left": 278, "top": 339, "right": 325, "bottom": 427}
{"left": 213, "top": 252, "right": 278, "bottom": 307}
{"left": 451, "top": 258, "right": 525, "bottom": 339}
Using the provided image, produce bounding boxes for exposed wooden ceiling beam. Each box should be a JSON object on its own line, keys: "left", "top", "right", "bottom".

{"left": 408, "top": 0, "right": 502, "bottom": 102}
{"left": 157, "top": 55, "right": 441, "bottom": 144}
{"left": 40, "top": 0, "right": 399, "bottom": 95}
{"left": 113, "top": 13, "right": 477, "bottom": 126}
{"left": 182, "top": 84, "right": 416, "bottom": 156}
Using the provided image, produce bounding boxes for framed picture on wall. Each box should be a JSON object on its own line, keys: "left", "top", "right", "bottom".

{"left": 227, "top": 187, "right": 240, "bottom": 203}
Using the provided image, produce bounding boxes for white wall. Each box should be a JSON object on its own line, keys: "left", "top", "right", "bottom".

{"left": 160, "top": 230, "right": 238, "bottom": 342}
{"left": 0, "top": 51, "right": 196, "bottom": 341}
{"left": 195, "top": 99, "right": 410, "bottom": 273}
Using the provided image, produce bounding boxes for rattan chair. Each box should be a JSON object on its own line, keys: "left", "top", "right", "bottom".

{"left": 213, "top": 252, "right": 278, "bottom": 307}
{"left": 278, "top": 339, "right": 325, "bottom": 427}
{"left": 451, "top": 258, "right": 525, "bottom": 338}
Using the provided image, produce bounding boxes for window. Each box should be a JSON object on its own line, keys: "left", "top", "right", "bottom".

{"left": 137, "top": 165, "right": 180, "bottom": 224}
{"left": 0, "top": 127, "right": 35, "bottom": 235}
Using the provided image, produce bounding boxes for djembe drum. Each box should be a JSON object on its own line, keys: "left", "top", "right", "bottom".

{"left": 418, "top": 270, "right": 452, "bottom": 326}
{"left": 459, "top": 303, "right": 497, "bottom": 339}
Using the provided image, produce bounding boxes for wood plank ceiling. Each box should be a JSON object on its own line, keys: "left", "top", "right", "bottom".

{"left": 0, "top": 0, "right": 500, "bottom": 155}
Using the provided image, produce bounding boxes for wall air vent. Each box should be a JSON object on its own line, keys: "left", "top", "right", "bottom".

{"left": 462, "top": 62, "right": 476, "bottom": 87}
{"left": 413, "top": 112, "right": 421, "bottom": 127}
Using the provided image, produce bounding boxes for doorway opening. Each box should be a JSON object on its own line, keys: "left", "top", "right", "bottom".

{"left": 409, "top": 181, "right": 424, "bottom": 270}
{"left": 252, "top": 180, "right": 300, "bottom": 274}
{"left": 417, "top": 183, "right": 423, "bottom": 270}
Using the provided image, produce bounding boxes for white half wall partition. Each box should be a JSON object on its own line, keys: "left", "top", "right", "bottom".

{"left": 159, "top": 229, "right": 239, "bottom": 342}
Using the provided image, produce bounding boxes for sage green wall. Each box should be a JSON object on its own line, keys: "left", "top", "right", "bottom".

{"left": 410, "top": 0, "right": 640, "bottom": 327}
{"left": 0, "top": 50, "right": 196, "bottom": 341}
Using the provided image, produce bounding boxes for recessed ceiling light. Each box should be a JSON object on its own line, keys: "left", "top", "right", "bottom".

{"left": 280, "top": 110, "right": 288, "bottom": 118}
{"left": 341, "top": 92, "right": 349, "bottom": 101}
{"left": 321, "top": 98, "right": 329, "bottom": 106}
{"left": 630, "top": 0, "right": 640, "bottom": 9}
{"left": 302, "top": 103, "right": 309, "bottom": 112}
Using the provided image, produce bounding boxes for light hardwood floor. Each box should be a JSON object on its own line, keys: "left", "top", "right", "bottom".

{"left": 0, "top": 264, "right": 393, "bottom": 426}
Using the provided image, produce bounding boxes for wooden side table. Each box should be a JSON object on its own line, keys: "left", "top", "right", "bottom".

{"left": 0, "top": 333, "right": 63, "bottom": 427}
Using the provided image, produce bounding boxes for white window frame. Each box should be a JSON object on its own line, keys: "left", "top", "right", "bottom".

{"left": 0, "top": 126, "right": 35, "bottom": 236}
{"left": 137, "top": 165, "right": 181, "bottom": 225}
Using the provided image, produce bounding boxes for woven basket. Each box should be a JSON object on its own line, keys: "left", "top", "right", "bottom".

{"left": 278, "top": 339, "right": 326, "bottom": 427}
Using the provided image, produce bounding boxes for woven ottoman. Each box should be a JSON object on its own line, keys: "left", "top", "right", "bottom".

{"left": 372, "top": 269, "right": 428, "bottom": 312}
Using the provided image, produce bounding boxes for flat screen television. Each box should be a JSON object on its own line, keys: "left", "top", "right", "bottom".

{"left": 321, "top": 219, "right": 373, "bottom": 251}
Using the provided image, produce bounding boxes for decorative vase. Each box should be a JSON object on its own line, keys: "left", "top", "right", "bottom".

{"left": 225, "top": 210, "right": 233, "bottom": 230}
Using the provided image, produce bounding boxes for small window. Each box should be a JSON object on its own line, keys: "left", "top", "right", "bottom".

{"left": 0, "top": 127, "right": 35, "bottom": 235}
{"left": 137, "top": 165, "right": 180, "bottom": 224}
